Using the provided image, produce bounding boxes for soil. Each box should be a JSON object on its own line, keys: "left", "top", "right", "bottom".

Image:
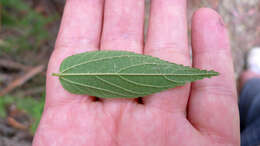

{"left": 0, "top": 118, "right": 32, "bottom": 146}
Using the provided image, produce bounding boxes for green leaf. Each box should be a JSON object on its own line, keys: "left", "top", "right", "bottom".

{"left": 53, "top": 51, "right": 218, "bottom": 98}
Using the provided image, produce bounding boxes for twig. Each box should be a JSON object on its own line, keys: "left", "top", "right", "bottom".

{"left": 0, "top": 59, "right": 31, "bottom": 70}
{"left": 7, "top": 117, "right": 27, "bottom": 130}
{"left": 16, "top": 86, "right": 45, "bottom": 97}
{"left": 0, "top": 65, "right": 45, "bottom": 96}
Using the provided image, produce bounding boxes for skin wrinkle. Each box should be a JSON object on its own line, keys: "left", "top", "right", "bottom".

{"left": 189, "top": 93, "right": 239, "bottom": 145}
{"left": 145, "top": 42, "right": 189, "bottom": 56}
{"left": 101, "top": 39, "right": 143, "bottom": 52}
{"left": 106, "top": 104, "right": 124, "bottom": 146}
{"left": 161, "top": 115, "right": 167, "bottom": 146}
{"left": 55, "top": 37, "right": 99, "bottom": 51}
{"left": 116, "top": 104, "right": 144, "bottom": 145}
{"left": 147, "top": 98, "right": 187, "bottom": 115}
{"left": 108, "top": 101, "right": 143, "bottom": 145}
{"left": 191, "top": 85, "right": 236, "bottom": 99}
{"left": 191, "top": 117, "right": 238, "bottom": 146}
{"left": 192, "top": 46, "right": 231, "bottom": 57}
{"left": 45, "top": 95, "right": 87, "bottom": 109}
{"left": 149, "top": 49, "right": 189, "bottom": 65}
{"left": 200, "top": 129, "right": 239, "bottom": 146}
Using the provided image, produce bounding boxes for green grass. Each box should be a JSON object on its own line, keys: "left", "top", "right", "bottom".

{"left": 1, "top": 0, "right": 57, "bottom": 53}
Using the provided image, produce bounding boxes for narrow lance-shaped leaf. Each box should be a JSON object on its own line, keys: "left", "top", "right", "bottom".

{"left": 53, "top": 51, "right": 218, "bottom": 98}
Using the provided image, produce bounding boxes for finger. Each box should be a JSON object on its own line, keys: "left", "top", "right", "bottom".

{"left": 46, "top": 0, "right": 104, "bottom": 105}
{"left": 55, "top": 0, "right": 104, "bottom": 51}
{"left": 100, "top": 0, "right": 145, "bottom": 53}
{"left": 144, "top": 0, "right": 189, "bottom": 113}
{"left": 188, "top": 8, "right": 240, "bottom": 143}
{"left": 100, "top": 0, "right": 145, "bottom": 103}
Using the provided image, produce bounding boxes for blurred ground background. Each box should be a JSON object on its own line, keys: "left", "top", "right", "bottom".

{"left": 0, "top": 0, "right": 259, "bottom": 145}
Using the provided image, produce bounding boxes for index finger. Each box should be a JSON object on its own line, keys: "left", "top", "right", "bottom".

{"left": 46, "top": 0, "right": 104, "bottom": 105}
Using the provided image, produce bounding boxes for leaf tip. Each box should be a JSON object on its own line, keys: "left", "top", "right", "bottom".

{"left": 213, "top": 70, "right": 219, "bottom": 76}
{"left": 208, "top": 70, "right": 219, "bottom": 77}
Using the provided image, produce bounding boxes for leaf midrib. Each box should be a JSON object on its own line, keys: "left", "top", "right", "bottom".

{"left": 54, "top": 72, "right": 217, "bottom": 76}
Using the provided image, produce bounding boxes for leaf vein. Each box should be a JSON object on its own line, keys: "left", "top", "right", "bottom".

{"left": 162, "top": 75, "right": 185, "bottom": 84}
{"left": 117, "top": 63, "right": 165, "bottom": 73}
{"left": 60, "top": 77, "right": 126, "bottom": 97}
{"left": 95, "top": 76, "right": 146, "bottom": 96}
{"left": 118, "top": 75, "right": 172, "bottom": 88}
{"left": 61, "top": 55, "right": 143, "bottom": 73}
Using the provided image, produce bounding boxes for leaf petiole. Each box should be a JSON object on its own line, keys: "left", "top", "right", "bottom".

{"left": 52, "top": 73, "right": 61, "bottom": 77}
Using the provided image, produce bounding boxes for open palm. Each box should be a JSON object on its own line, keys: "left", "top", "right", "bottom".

{"left": 33, "top": 0, "right": 240, "bottom": 145}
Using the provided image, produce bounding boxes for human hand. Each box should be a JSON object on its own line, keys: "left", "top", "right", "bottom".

{"left": 33, "top": 0, "right": 240, "bottom": 145}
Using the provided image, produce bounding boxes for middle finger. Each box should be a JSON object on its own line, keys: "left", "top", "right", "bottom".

{"left": 100, "top": 0, "right": 145, "bottom": 54}
{"left": 100, "top": 0, "right": 145, "bottom": 103}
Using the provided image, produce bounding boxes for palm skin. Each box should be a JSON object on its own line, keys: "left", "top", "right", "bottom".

{"left": 33, "top": 0, "right": 240, "bottom": 146}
